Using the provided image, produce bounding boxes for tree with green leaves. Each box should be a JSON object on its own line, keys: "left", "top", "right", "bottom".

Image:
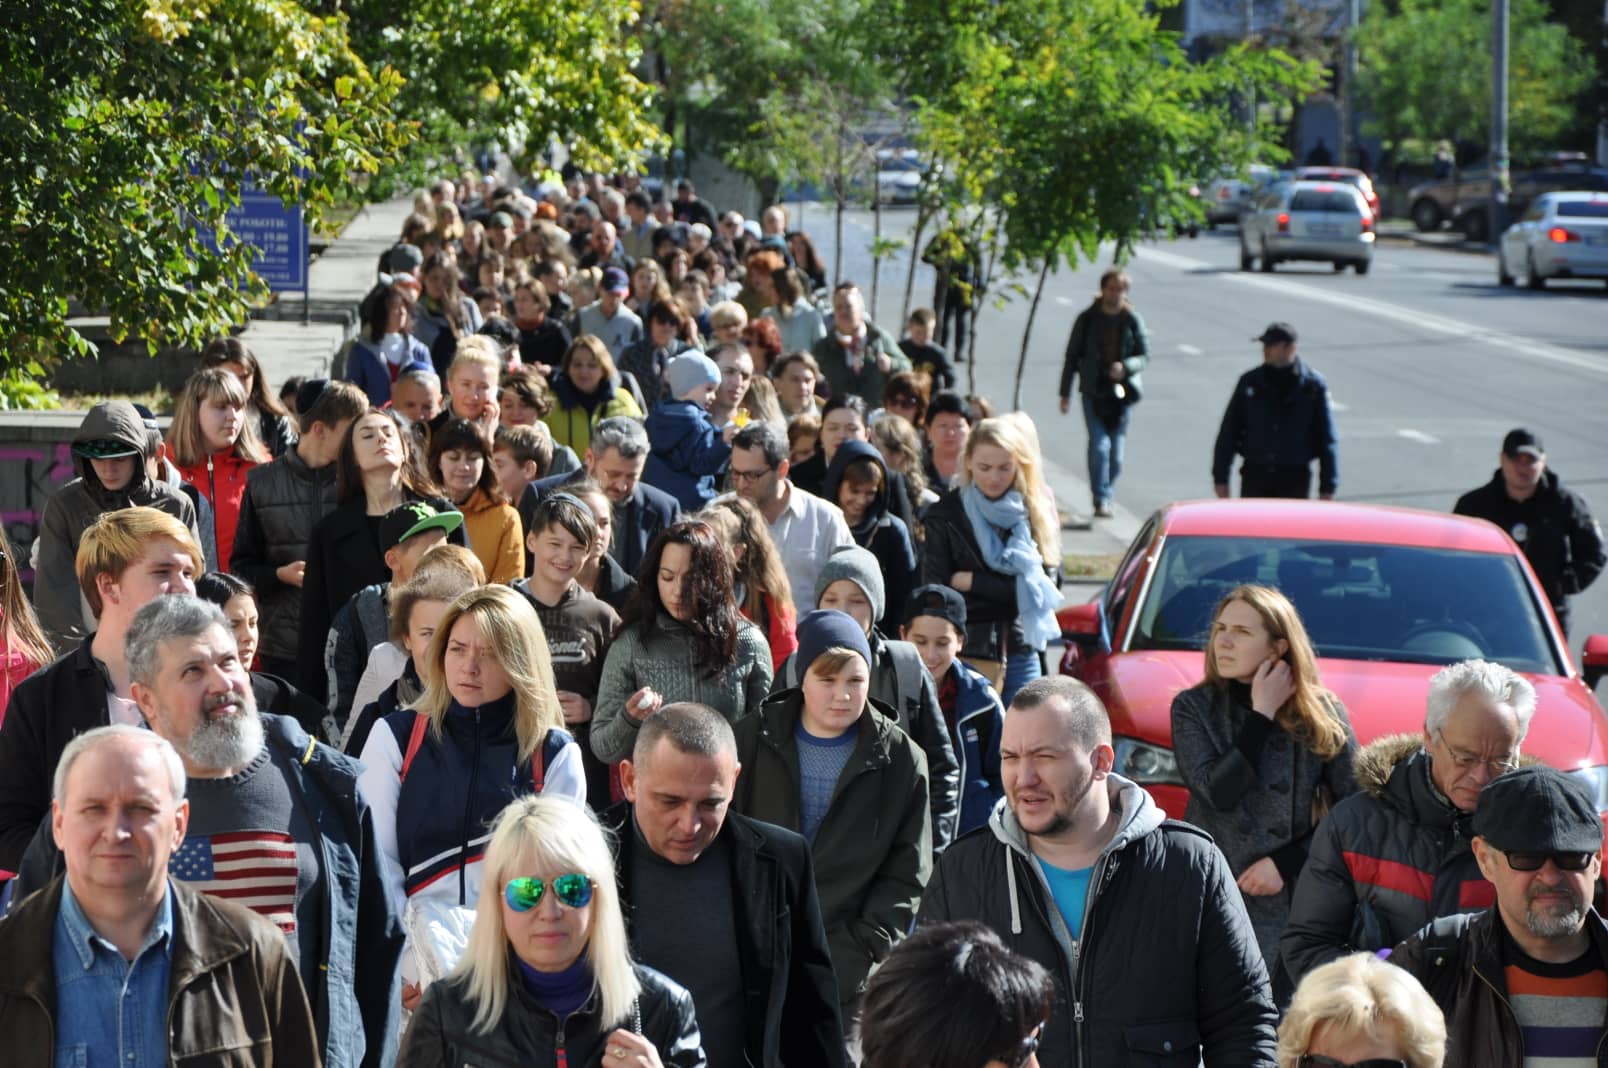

{"left": 1357, "top": 0, "right": 1594, "bottom": 160}
{"left": 1, "top": 0, "right": 407, "bottom": 371}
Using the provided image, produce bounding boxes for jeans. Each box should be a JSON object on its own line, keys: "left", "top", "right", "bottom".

{"left": 1082, "top": 393, "right": 1130, "bottom": 507}
{"left": 1002, "top": 648, "right": 1043, "bottom": 707}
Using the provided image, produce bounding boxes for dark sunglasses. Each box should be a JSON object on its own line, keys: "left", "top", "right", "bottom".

{"left": 504, "top": 873, "right": 594, "bottom": 912}
{"left": 1297, "top": 1057, "right": 1407, "bottom": 1068}
{"left": 1504, "top": 850, "right": 1595, "bottom": 872}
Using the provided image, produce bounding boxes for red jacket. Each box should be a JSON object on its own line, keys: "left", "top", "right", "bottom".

{"left": 176, "top": 448, "right": 258, "bottom": 571}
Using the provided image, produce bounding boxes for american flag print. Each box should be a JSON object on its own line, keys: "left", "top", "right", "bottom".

{"left": 169, "top": 830, "right": 299, "bottom": 934}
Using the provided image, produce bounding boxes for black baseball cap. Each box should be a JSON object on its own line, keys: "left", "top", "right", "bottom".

{"left": 904, "top": 584, "right": 968, "bottom": 639}
{"left": 1473, "top": 766, "right": 1603, "bottom": 854}
{"left": 1253, "top": 322, "right": 1298, "bottom": 345}
{"left": 1502, "top": 428, "right": 1545, "bottom": 459}
{"left": 378, "top": 501, "right": 463, "bottom": 553}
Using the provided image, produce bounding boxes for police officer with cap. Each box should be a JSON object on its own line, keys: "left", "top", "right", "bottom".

{"left": 1455, "top": 428, "right": 1604, "bottom": 637}
{"left": 1211, "top": 321, "right": 1340, "bottom": 500}
{"left": 1393, "top": 765, "right": 1608, "bottom": 1064}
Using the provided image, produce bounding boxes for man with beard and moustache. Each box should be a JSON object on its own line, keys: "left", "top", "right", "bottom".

{"left": 917, "top": 676, "right": 1278, "bottom": 1066}
{"left": 126, "top": 595, "right": 401, "bottom": 1068}
{"left": 1393, "top": 767, "right": 1608, "bottom": 1064}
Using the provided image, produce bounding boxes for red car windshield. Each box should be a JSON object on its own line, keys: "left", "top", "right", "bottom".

{"left": 1129, "top": 536, "right": 1561, "bottom": 674}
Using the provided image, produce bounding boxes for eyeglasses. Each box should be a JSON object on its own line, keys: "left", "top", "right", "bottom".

{"left": 1433, "top": 730, "right": 1519, "bottom": 776}
{"left": 728, "top": 466, "right": 774, "bottom": 484}
{"left": 889, "top": 395, "right": 919, "bottom": 409}
{"left": 1008, "top": 1022, "right": 1045, "bottom": 1068}
{"left": 1297, "top": 1057, "right": 1407, "bottom": 1068}
{"left": 1502, "top": 850, "right": 1595, "bottom": 872}
{"left": 504, "top": 874, "right": 594, "bottom": 912}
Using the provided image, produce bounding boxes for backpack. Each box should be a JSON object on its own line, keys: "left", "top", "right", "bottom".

{"left": 397, "top": 712, "right": 565, "bottom": 790}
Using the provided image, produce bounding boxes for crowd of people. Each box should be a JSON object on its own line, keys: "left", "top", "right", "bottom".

{"left": 0, "top": 166, "right": 1601, "bottom": 1068}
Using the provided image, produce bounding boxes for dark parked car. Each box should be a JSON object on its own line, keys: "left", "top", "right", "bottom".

{"left": 1409, "top": 164, "right": 1608, "bottom": 241}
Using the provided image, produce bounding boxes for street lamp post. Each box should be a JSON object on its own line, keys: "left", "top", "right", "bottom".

{"left": 1490, "top": 0, "right": 1510, "bottom": 246}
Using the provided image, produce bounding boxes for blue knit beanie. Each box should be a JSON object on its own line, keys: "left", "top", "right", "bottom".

{"left": 795, "top": 610, "right": 873, "bottom": 676}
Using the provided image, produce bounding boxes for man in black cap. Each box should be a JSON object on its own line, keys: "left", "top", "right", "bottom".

{"left": 1392, "top": 766, "right": 1608, "bottom": 1064}
{"left": 1454, "top": 429, "right": 1604, "bottom": 637}
{"left": 1211, "top": 321, "right": 1339, "bottom": 500}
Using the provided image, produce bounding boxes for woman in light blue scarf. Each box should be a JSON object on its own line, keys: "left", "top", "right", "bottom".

{"left": 923, "top": 416, "right": 1062, "bottom": 705}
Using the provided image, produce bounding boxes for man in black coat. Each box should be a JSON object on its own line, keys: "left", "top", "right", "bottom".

{"left": 1211, "top": 322, "right": 1339, "bottom": 500}
{"left": 917, "top": 676, "right": 1278, "bottom": 1067}
{"left": 605, "top": 702, "right": 846, "bottom": 1068}
{"left": 1454, "top": 428, "right": 1604, "bottom": 636}
{"left": 520, "top": 416, "right": 679, "bottom": 579}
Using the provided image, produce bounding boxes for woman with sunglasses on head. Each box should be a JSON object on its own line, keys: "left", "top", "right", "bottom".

{"left": 1276, "top": 952, "right": 1445, "bottom": 1068}
{"left": 1171, "top": 584, "right": 1358, "bottom": 1003}
{"left": 859, "top": 921, "right": 1053, "bottom": 1068}
{"left": 0, "top": 525, "right": 51, "bottom": 723}
{"left": 399, "top": 794, "right": 705, "bottom": 1067}
{"left": 358, "top": 584, "right": 586, "bottom": 1012}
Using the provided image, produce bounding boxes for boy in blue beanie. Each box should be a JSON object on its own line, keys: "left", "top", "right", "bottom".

{"left": 641, "top": 352, "right": 735, "bottom": 510}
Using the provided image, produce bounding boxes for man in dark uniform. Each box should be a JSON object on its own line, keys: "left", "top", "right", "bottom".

{"left": 1212, "top": 322, "right": 1339, "bottom": 500}
{"left": 1454, "top": 429, "right": 1605, "bottom": 636}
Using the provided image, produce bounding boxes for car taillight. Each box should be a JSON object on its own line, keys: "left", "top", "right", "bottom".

{"left": 1360, "top": 214, "right": 1374, "bottom": 233}
{"left": 1277, "top": 212, "right": 1290, "bottom": 233}
{"left": 1548, "top": 227, "right": 1580, "bottom": 243}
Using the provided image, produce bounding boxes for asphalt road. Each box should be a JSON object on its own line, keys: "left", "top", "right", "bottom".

{"left": 808, "top": 203, "right": 1608, "bottom": 681}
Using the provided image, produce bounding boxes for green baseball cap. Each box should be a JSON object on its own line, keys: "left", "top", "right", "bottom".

{"left": 379, "top": 501, "right": 463, "bottom": 551}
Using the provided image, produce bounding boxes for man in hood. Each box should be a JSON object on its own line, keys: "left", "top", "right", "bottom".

{"left": 34, "top": 401, "right": 202, "bottom": 648}
{"left": 918, "top": 675, "right": 1278, "bottom": 1066}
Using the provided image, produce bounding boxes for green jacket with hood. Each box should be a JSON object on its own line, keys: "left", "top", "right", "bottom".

{"left": 34, "top": 401, "right": 201, "bottom": 648}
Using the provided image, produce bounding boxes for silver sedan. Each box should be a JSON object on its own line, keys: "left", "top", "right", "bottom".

{"left": 1239, "top": 181, "right": 1376, "bottom": 274}
{"left": 1498, "top": 191, "right": 1608, "bottom": 290}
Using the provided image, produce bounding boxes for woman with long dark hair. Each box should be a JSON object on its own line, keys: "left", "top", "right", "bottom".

{"left": 200, "top": 336, "right": 297, "bottom": 457}
{"left": 698, "top": 497, "right": 796, "bottom": 672}
{"left": 1171, "top": 584, "right": 1357, "bottom": 1001}
{"left": 428, "top": 418, "right": 523, "bottom": 583}
{"left": 347, "top": 282, "right": 434, "bottom": 406}
{"left": 415, "top": 251, "right": 485, "bottom": 375}
{"left": 589, "top": 520, "right": 772, "bottom": 764}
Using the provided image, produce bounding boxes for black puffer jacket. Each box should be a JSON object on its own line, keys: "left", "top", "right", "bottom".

{"left": 1280, "top": 733, "right": 1493, "bottom": 985}
{"left": 1392, "top": 906, "right": 1608, "bottom": 1066}
{"left": 399, "top": 960, "right": 706, "bottom": 1068}
{"left": 230, "top": 446, "right": 339, "bottom": 665}
{"left": 918, "top": 777, "right": 1278, "bottom": 1066}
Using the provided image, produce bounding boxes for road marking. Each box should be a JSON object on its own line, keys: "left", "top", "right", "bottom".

{"left": 1178, "top": 343, "right": 1203, "bottom": 355}
{"left": 1396, "top": 428, "right": 1441, "bottom": 445}
{"left": 1133, "top": 247, "right": 1608, "bottom": 379}
{"left": 1054, "top": 296, "right": 1075, "bottom": 306}
{"left": 1331, "top": 399, "right": 1349, "bottom": 412}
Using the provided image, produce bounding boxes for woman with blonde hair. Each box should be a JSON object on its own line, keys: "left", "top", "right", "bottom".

{"left": 699, "top": 496, "right": 797, "bottom": 672}
{"left": 543, "top": 334, "right": 644, "bottom": 456}
{"left": 736, "top": 374, "right": 786, "bottom": 432}
{"left": 1277, "top": 952, "right": 1445, "bottom": 1068}
{"left": 168, "top": 367, "right": 270, "bottom": 572}
{"left": 1171, "top": 584, "right": 1358, "bottom": 1001}
{"left": 921, "top": 416, "right": 1062, "bottom": 704}
{"left": 870, "top": 412, "right": 937, "bottom": 511}
{"left": 400, "top": 795, "right": 704, "bottom": 1066}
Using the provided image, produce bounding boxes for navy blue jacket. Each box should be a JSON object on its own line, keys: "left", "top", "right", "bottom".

{"left": 524, "top": 471, "right": 681, "bottom": 579}
{"left": 941, "top": 659, "right": 1006, "bottom": 835}
{"left": 345, "top": 336, "right": 432, "bottom": 406}
{"left": 642, "top": 399, "right": 731, "bottom": 511}
{"left": 1211, "top": 358, "right": 1339, "bottom": 494}
{"left": 823, "top": 440, "right": 918, "bottom": 634}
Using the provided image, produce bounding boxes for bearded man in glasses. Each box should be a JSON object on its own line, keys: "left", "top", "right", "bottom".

{"left": 1393, "top": 765, "right": 1607, "bottom": 1065}
{"left": 1283, "top": 660, "right": 1536, "bottom": 986}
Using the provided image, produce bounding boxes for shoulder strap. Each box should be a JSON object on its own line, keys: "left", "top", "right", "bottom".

{"left": 399, "top": 712, "right": 429, "bottom": 783}
{"left": 889, "top": 642, "right": 925, "bottom": 714}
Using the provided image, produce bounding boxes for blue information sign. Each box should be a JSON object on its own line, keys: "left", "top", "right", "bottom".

{"left": 226, "top": 184, "right": 308, "bottom": 292}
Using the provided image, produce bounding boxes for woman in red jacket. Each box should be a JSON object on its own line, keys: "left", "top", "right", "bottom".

{"left": 168, "top": 367, "right": 269, "bottom": 570}
{"left": 0, "top": 524, "right": 51, "bottom": 724}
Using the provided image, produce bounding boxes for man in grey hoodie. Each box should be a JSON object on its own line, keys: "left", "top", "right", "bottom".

{"left": 917, "top": 676, "right": 1278, "bottom": 1067}
{"left": 34, "top": 401, "right": 202, "bottom": 648}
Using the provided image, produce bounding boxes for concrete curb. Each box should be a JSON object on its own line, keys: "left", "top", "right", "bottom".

{"left": 1374, "top": 227, "right": 1491, "bottom": 257}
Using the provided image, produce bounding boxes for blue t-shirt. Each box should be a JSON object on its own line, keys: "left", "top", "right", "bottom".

{"left": 1035, "top": 856, "right": 1095, "bottom": 940}
{"left": 795, "top": 721, "right": 858, "bottom": 842}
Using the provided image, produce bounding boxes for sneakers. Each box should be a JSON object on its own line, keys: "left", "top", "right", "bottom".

{"left": 1092, "top": 502, "right": 1115, "bottom": 519}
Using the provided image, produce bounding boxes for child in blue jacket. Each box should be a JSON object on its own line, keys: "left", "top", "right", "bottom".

{"left": 642, "top": 352, "right": 736, "bottom": 510}
{"left": 902, "top": 583, "right": 1005, "bottom": 834}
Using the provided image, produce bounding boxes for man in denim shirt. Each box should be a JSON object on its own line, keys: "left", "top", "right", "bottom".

{"left": 0, "top": 726, "right": 318, "bottom": 1066}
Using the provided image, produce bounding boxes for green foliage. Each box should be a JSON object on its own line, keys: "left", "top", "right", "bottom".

{"left": 1357, "top": 0, "right": 1595, "bottom": 155}
{"left": 340, "top": 0, "right": 664, "bottom": 187}
{"left": 0, "top": 367, "right": 62, "bottom": 411}
{"left": 2, "top": 0, "right": 407, "bottom": 370}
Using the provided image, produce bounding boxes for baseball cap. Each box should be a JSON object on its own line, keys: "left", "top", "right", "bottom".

{"left": 1502, "top": 428, "right": 1545, "bottom": 459}
{"left": 602, "top": 266, "right": 631, "bottom": 295}
{"left": 904, "top": 584, "right": 968, "bottom": 638}
{"left": 1473, "top": 766, "right": 1604, "bottom": 854}
{"left": 1253, "top": 322, "right": 1298, "bottom": 345}
{"left": 383, "top": 243, "right": 424, "bottom": 274}
{"left": 73, "top": 438, "right": 141, "bottom": 460}
{"left": 378, "top": 501, "right": 463, "bottom": 552}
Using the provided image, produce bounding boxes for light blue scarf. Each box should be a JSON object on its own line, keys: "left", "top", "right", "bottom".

{"left": 961, "top": 484, "right": 1061, "bottom": 651}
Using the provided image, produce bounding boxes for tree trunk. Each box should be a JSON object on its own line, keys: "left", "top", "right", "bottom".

{"left": 832, "top": 127, "right": 845, "bottom": 290}
{"left": 966, "top": 220, "right": 999, "bottom": 392}
{"left": 1012, "top": 259, "right": 1053, "bottom": 411}
{"left": 901, "top": 205, "right": 931, "bottom": 328}
{"left": 870, "top": 191, "right": 884, "bottom": 316}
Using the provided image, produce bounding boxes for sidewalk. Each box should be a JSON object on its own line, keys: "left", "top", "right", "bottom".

{"left": 242, "top": 195, "right": 417, "bottom": 391}
{"left": 1374, "top": 220, "right": 1491, "bottom": 255}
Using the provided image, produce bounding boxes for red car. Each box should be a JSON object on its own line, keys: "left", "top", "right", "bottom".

{"left": 1058, "top": 499, "right": 1608, "bottom": 819}
{"left": 1296, "top": 166, "right": 1381, "bottom": 219}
